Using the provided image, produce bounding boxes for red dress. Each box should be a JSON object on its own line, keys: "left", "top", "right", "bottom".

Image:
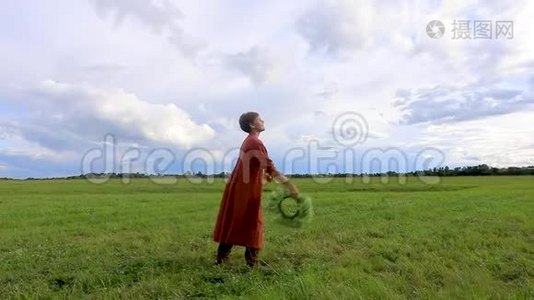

{"left": 213, "top": 134, "right": 278, "bottom": 249}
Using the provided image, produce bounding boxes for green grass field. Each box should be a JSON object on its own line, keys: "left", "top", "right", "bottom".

{"left": 0, "top": 176, "right": 533, "bottom": 299}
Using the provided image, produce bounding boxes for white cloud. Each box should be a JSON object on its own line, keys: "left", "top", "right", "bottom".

{"left": 416, "top": 111, "right": 534, "bottom": 167}
{"left": 296, "top": 0, "right": 374, "bottom": 57}
{"left": 89, "top": 0, "right": 205, "bottom": 58}
{"left": 90, "top": 0, "right": 183, "bottom": 31}
{"left": 38, "top": 80, "right": 215, "bottom": 148}
{"left": 394, "top": 79, "right": 533, "bottom": 124}
{"left": 84, "top": 63, "right": 127, "bottom": 73}
{"left": 223, "top": 47, "right": 278, "bottom": 85}
{"left": 1, "top": 0, "right": 534, "bottom": 178}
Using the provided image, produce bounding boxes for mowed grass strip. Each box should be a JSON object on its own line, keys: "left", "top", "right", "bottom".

{"left": 0, "top": 177, "right": 533, "bottom": 298}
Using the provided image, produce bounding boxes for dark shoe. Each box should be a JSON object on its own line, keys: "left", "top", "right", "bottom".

{"left": 245, "top": 247, "right": 260, "bottom": 267}
{"left": 246, "top": 261, "right": 257, "bottom": 268}
{"left": 215, "top": 243, "right": 233, "bottom": 265}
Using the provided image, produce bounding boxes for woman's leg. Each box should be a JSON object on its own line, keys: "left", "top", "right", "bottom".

{"left": 244, "top": 247, "right": 260, "bottom": 267}
{"left": 215, "top": 243, "right": 233, "bottom": 264}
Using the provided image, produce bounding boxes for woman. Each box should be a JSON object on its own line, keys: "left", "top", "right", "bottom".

{"left": 213, "top": 112, "right": 299, "bottom": 267}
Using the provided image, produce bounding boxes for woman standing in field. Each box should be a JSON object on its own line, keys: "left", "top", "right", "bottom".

{"left": 213, "top": 112, "right": 299, "bottom": 267}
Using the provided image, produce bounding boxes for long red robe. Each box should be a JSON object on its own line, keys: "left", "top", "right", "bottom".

{"left": 213, "top": 134, "right": 278, "bottom": 249}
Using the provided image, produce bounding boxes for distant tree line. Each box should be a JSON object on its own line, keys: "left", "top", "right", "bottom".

{"left": 411, "top": 164, "right": 534, "bottom": 176}
{"left": 289, "top": 164, "right": 534, "bottom": 177}
{"left": 1, "top": 164, "right": 533, "bottom": 180}
{"left": 290, "top": 164, "right": 534, "bottom": 177}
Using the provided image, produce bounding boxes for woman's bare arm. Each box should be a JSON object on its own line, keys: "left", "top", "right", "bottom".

{"left": 273, "top": 173, "right": 299, "bottom": 198}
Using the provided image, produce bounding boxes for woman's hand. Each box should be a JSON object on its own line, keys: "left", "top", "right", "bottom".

{"left": 264, "top": 173, "right": 273, "bottom": 182}
{"left": 285, "top": 182, "right": 300, "bottom": 199}
{"left": 273, "top": 174, "right": 299, "bottom": 198}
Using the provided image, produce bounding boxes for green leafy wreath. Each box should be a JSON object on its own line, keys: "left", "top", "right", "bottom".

{"left": 265, "top": 188, "right": 313, "bottom": 227}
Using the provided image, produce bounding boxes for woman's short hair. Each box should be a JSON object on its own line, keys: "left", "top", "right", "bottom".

{"left": 239, "top": 112, "right": 259, "bottom": 133}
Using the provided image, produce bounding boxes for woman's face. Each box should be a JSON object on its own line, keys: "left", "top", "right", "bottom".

{"left": 251, "top": 116, "right": 265, "bottom": 132}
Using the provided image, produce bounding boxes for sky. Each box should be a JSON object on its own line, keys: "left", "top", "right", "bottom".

{"left": 1, "top": 0, "right": 533, "bottom": 178}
